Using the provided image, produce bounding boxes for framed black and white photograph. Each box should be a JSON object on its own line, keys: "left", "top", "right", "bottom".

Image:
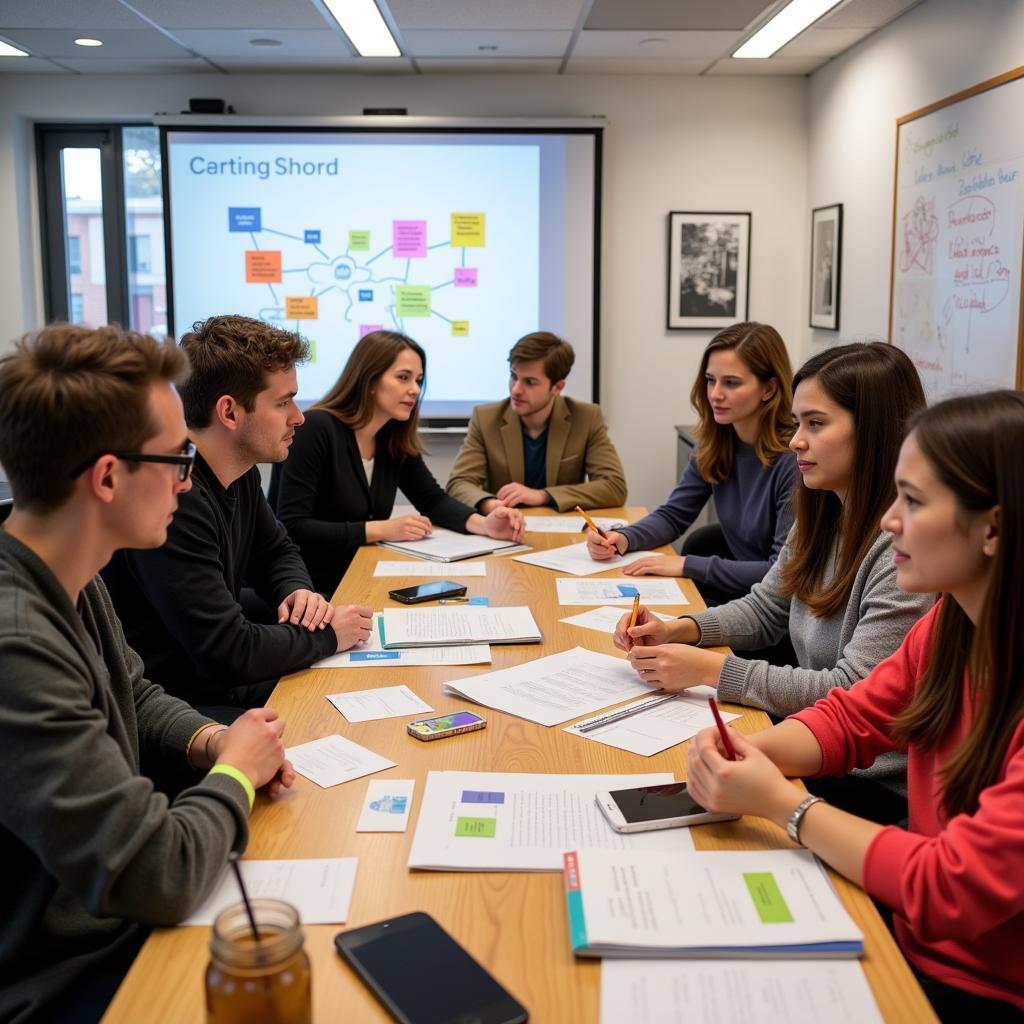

{"left": 810, "top": 203, "right": 842, "bottom": 330}
{"left": 667, "top": 211, "right": 751, "bottom": 330}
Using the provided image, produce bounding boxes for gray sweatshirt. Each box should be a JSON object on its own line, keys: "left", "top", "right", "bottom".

{"left": 687, "top": 527, "right": 934, "bottom": 791}
{"left": 0, "top": 530, "right": 251, "bottom": 1023}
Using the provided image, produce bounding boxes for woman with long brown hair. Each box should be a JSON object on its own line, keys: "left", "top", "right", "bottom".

{"left": 686, "top": 390, "right": 1024, "bottom": 1021}
{"left": 615, "top": 343, "right": 934, "bottom": 820}
{"left": 274, "top": 330, "right": 523, "bottom": 593}
{"left": 588, "top": 322, "right": 796, "bottom": 604}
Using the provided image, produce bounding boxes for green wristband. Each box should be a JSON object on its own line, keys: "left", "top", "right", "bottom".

{"left": 208, "top": 764, "right": 256, "bottom": 810}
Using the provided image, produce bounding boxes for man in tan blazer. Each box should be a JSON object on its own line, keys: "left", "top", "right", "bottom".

{"left": 446, "top": 332, "right": 627, "bottom": 513}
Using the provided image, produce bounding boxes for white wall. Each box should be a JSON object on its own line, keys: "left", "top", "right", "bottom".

{"left": 805, "top": 0, "right": 1024, "bottom": 352}
{"left": 0, "top": 71, "right": 807, "bottom": 512}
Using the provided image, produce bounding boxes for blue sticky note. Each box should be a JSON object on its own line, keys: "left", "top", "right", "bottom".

{"left": 228, "top": 207, "right": 261, "bottom": 232}
{"left": 461, "top": 790, "right": 505, "bottom": 804}
{"left": 350, "top": 650, "right": 400, "bottom": 662}
{"left": 617, "top": 584, "right": 639, "bottom": 597}
{"left": 468, "top": 596, "right": 489, "bottom": 606}
{"left": 358, "top": 289, "right": 374, "bottom": 301}
{"left": 304, "top": 229, "right": 321, "bottom": 243}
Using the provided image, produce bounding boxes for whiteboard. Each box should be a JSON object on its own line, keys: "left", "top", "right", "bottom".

{"left": 889, "top": 67, "right": 1024, "bottom": 401}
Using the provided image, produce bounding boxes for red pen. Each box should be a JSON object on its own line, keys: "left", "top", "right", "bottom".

{"left": 708, "top": 697, "right": 737, "bottom": 761}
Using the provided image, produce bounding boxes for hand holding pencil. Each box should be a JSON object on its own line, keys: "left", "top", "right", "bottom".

{"left": 613, "top": 601, "right": 671, "bottom": 651}
{"left": 578, "top": 506, "right": 627, "bottom": 561}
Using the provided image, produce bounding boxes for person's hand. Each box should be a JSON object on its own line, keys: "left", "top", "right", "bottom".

{"left": 330, "top": 604, "right": 373, "bottom": 652}
{"left": 623, "top": 554, "right": 684, "bottom": 577}
{"left": 483, "top": 504, "right": 525, "bottom": 542}
{"left": 613, "top": 605, "right": 671, "bottom": 651}
{"left": 685, "top": 727, "right": 801, "bottom": 819}
{"left": 478, "top": 497, "right": 504, "bottom": 514}
{"left": 382, "top": 514, "right": 433, "bottom": 542}
{"left": 212, "top": 708, "right": 288, "bottom": 790}
{"left": 626, "top": 642, "right": 725, "bottom": 691}
{"left": 587, "top": 529, "right": 627, "bottom": 561}
{"left": 265, "top": 759, "right": 296, "bottom": 800}
{"left": 495, "top": 482, "right": 549, "bottom": 508}
{"left": 278, "top": 589, "right": 333, "bottom": 630}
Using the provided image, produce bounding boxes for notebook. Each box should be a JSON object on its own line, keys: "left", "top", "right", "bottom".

{"left": 380, "top": 527, "right": 530, "bottom": 562}
{"left": 379, "top": 605, "right": 542, "bottom": 648}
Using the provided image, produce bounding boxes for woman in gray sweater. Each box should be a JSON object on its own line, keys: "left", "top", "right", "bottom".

{"left": 616, "top": 343, "right": 934, "bottom": 819}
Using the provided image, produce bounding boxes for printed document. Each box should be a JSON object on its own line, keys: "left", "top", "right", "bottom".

{"left": 514, "top": 542, "right": 651, "bottom": 576}
{"left": 180, "top": 858, "right": 358, "bottom": 926}
{"left": 556, "top": 577, "right": 688, "bottom": 606}
{"left": 373, "top": 559, "right": 487, "bottom": 577}
{"left": 444, "top": 646, "right": 655, "bottom": 726}
{"left": 314, "top": 613, "right": 492, "bottom": 667}
{"left": 523, "top": 515, "right": 625, "bottom": 534}
{"left": 408, "top": 771, "right": 694, "bottom": 871}
{"left": 600, "top": 960, "right": 883, "bottom": 1024}
{"left": 327, "top": 685, "right": 434, "bottom": 723}
{"left": 565, "top": 688, "right": 740, "bottom": 756}
{"left": 561, "top": 606, "right": 674, "bottom": 634}
{"left": 380, "top": 605, "right": 541, "bottom": 647}
{"left": 564, "top": 848, "right": 863, "bottom": 957}
{"left": 287, "top": 734, "right": 396, "bottom": 788}
{"left": 380, "top": 527, "right": 529, "bottom": 562}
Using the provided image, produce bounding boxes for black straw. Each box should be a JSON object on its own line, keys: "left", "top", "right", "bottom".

{"left": 228, "top": 852, "right": 261, "bottom": 942}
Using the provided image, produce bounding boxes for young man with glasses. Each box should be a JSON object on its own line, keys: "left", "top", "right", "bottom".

{"left": 103, "top": 315, "right": 372, "bottom": 717}
{"left": 0, "top": 323, "right": 295, "bottom": 1022}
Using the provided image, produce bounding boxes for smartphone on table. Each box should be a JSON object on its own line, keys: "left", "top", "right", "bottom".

{"left": 596, "top": 782, "right": 739, "bottom": 833}
{"left": 335, "top": 911, "right": 528, "bottom": 1024}
{"left": 388, "top": 580, "right": 468, "bottom": 604}
{"left": 407, "top": 711, "right": 486, "bottom": 741}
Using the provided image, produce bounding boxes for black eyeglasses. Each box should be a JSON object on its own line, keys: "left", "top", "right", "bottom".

{"left": 69, "top": 441, "right": 197, "bottom": 482}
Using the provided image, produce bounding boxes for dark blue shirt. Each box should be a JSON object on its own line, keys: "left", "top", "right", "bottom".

{"left": 522, "top": 425, "right": 549, "bottom": 491}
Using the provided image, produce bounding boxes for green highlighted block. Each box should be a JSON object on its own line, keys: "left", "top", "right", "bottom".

{"left": 455, "top": 817, "right": 496, "bottom": 838}
{"left": 348, "top": 229, "right": 370, "bottom": 251}
{"left": 307, "top": 338, "right": 317, "bottom": 362}
{"left": 395, "top": 285, "right": 431, "bottom": 318}
{"left": 743, "top": 872, "right": 794, "bottom": 924}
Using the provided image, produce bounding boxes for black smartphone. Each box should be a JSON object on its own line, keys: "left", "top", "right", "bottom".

{"left": 388, "top": 580, "right": 468, "bottom": 604}
{"left": 335, "top": 912, "right": 528, "bottom": 1024}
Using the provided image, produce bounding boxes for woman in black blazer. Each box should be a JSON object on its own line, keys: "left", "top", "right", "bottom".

{"left": 274, "top": 330, "right": 524, "bottom": 594}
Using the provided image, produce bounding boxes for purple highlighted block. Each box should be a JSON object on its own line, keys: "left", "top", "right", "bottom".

{"left": 359, "top": 324, "right": 384, "bottom": 339}
{"left": 462, "top": 791, "right": 505, "bottom": 804}
{"left": 454, "top": 267, "right": 478, "bottom": 287}
{"left": 393, "top": 219, "right": 427, "bottom": 258}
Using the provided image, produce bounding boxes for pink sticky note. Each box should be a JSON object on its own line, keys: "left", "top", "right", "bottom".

{"left": 359, "top": 324, "right": 384, "bottom": 339}
{"left": 454, "top": 267, "right": 478, "bottom": 287}
{"left": 393, "top": 220, "right": 427, "bottom": 258}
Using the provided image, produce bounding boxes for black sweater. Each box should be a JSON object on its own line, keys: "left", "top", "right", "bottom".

{"left": 273, "top": 409, "right": 475, "bottom": 594}
{"left": 102, "top": 451, "right": 336, "bottom": 706}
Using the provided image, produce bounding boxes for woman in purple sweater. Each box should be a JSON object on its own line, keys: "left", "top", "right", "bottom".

{"left": 589, "top": 322, "right": 797, "bottom": 604}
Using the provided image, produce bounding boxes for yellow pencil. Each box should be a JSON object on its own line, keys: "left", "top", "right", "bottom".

{"left": 575, "top": 505, "right": 608, "bottom": 539}
{"left": 628, "top": 593, "right": 641, "bottom": 630}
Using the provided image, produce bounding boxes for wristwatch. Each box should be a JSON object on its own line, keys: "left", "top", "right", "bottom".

{"left": 786, "top": 795, "right": 824, "bottom": 845}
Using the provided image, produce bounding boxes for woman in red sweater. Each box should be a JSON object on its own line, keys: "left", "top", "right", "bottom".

{"left": 686, "top": 390, "right": 1024, "bottom": 1021}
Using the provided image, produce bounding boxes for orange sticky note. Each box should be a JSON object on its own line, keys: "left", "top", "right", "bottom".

{"left": 285, "top": 296, "right": 318, "bottom": 320}
{"left": 245, "top": 250, "right": 281, "bottom": 283}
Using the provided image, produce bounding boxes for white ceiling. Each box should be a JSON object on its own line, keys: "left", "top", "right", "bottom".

{"left": 0, "top": 0, "right": 924, "bottom": 76}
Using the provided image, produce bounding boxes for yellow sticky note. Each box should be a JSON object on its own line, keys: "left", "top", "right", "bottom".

{"left": 285, "top": 296, "right": 318, "bottom": 320}
{"left": 451, "top": 320, "right": 469, "bottom": 336}
{"left": 450, "top": 213, "right": 485, "bottom": 247}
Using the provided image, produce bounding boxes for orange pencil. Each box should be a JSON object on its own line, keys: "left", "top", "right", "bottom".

{"left": 575, "top": 505, "right": 608, "bottom": 539}
{"left": 628, "top": 593, "right": 641, "bottom": 630}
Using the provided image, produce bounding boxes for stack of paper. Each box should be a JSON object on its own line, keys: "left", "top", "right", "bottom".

{"left": 514, "top": 542, "right": 651, "bottom": 576}
{"left": 373, "top": 560, "right": 487, "bottom": 577}
{"left": 564, "top": 848, "right": 863, "bottom": 958}
{"left": 380, "top": 527, "right": 529, "bottom": 562}
{"left": 523, "top": 515, "right": 625, "bottom": 534}
{"left": 379, "top": 606, "right": 542, "bottom": 648}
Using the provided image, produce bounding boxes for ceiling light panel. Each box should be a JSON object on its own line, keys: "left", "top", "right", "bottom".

{"left": 733, "top": 0, "right": 844, "bottom": 57}
{"left": 322, "top": 0, "right": 401, "bottom": 56}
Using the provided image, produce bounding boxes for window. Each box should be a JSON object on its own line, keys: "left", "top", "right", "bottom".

{"left": 128, "top": 234, "right": 152, "bottom": 274}
{"left": 68, "top": 236, "right": 82, "bottom": 275}
{"left": 70, "top": 293, "right": 84, "bottom": 324}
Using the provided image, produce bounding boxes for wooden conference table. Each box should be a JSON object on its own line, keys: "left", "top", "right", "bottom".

{"left": 104, "top": 508, "right": 936, "bottom": 1023}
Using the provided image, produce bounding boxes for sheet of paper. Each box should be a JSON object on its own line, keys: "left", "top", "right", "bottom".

{"left": 180, "top": 858, "right": 358, "bottom": 926}
{"left": 444, "top": 646, "right": 655, "bottom": 726}
{"left": 313, "top": 614, "right": 492, "bottom": 668}
{"left": 565, "top": 689, "right": 740, "bottom": 756}
{"left": 356, "top": 778, "right": 416, "bottom": 832}
{"left": 287, "top": 734, "right": 396, "bottom": 788}
{"left": 514, "top": 542, "right": 651, "bottom": 576}
{"left": 380, "top": 526, "right": 529, "bottom": 562}
{"left": 523, "top": 515, "right": 626, "bottom": 534}
{"left": 327, "top": 685, "right": 433, "bottom": 723}
{"left": 556, "top": 577, "right": 688, "bottom": 606}
{"left": 600, "top": 960, "right": 883, "bottom": 1024}
{"left": 560, "top": 606, "right": 675, "bottom": 634}
{"left": 380, "top": 606, "right": 541, "bottom": 647}
{"left": 408, "top": 771, "right": 694, "bottom": 871}
{"left": 373, "top": 560, "right": 487, "bottom": 577}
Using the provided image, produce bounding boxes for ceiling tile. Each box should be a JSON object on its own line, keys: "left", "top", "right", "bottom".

{"left": 817, "top": 0, "right": 923, "bottom": 30}
{"left": 386, "top": 0, "right": 585, "bottom": 31}
{"left": 585, "top": 0, "right": 774, "bottom": 31}
{"left": 213, "top": 57, "right": 415, "bottom": 72}
{"left": 57, "top": 58, "right": 211, "bottom": 73}
{"left": 174, "top": 29, "right": 352, "bottom": 60}
{"left": 776, "top": 26, "right": 872, "bottom": 58}
{"left": 574, "top": 30, "right": 738, "bottom": 59}
{"left": 403, "top": 30, "right": 571, "bottom": 58}
{"left": 565, "top": 56, "right": 712, "bottom": 74}
{"left": 0, "top": 0, "right": 146, "bottom": 30}
{"left": 416, "top": 58, "right": 562, "bottom": 73}
{"left": 4, "top": 28, "right": 192, "bottom": 59}
{"left": 0, "top": 58, "right": 71, "bottom": 73}
{"left": 706, "top": 56, "right": 825, "bottom": 75}
{"left": 123, "top": 0, "right": 329, "bottom": 30}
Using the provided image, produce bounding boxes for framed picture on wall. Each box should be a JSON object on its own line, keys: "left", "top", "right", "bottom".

{"left": 667, "top": 211, "right": 751, "bottom": 330}
{"left": 809, "top": 203, "right": 842, "bottom": 330}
